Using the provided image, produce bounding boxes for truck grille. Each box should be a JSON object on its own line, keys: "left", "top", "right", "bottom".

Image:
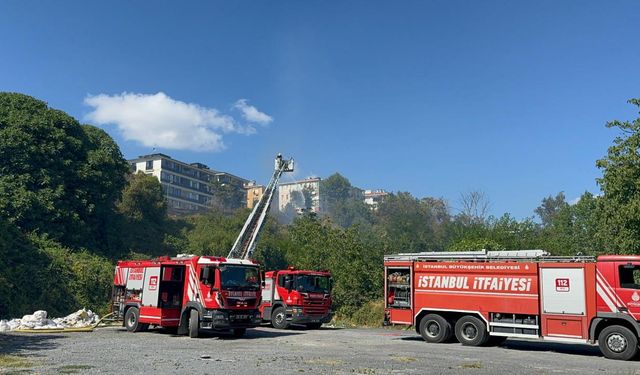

{"left": 303, "top": 297, "right": 329, "bottom": 316}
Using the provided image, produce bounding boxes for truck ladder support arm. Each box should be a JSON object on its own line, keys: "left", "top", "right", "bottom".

{"left": 227, "top": 154, "right": 293, "bottom": 260}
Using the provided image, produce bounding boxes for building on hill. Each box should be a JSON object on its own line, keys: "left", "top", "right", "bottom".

{"left": 278, "top": 177, "right": 322, "bottom": 214}
{"left": 245, "top": 181, "right": 264, "bottom": 209}
{"left": 129, "top": 153, "right": 250, "bottom": 215}
{"left": 363, "top": 189, "right": 389, "bottom": 210}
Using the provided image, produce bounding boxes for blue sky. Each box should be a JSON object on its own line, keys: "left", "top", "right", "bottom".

{"left": 1, "top": 1, "right": 638, "bottom": 219}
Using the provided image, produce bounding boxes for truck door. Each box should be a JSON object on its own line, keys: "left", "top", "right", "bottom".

{"left": 614, "top": 262, "right": 640, "bottom": 319}
{"left": 539, "top": 266, "right": 588, "bottom": 340}
{"left": 141, "top": 267, "right": 161, "bottom": 307}
{"left": 262, "top": 274, "right": 274, "bottom": 304}
{"left": 385, "top": 265, "right": 413, "bottom": 325}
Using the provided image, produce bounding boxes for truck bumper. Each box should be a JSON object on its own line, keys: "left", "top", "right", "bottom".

{"left": 286, "top": 307, "right": 333, "bottom": 325}
{"left": 201, "top": 309, "right": 262, "bottom": 330}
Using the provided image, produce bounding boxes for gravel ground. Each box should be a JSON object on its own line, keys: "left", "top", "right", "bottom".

{"left": 1, "top": 326, "right": 639, "bottom": 374}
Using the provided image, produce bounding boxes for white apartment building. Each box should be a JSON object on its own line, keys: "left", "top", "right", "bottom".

{"left": 278, "top": 177, "right": 322, "bottom": 214}
{"left": 363, "top": 189, "right": 389, "bottom": 210}
{"left": 129, "top": 153, "right": 249, "bottom": 215}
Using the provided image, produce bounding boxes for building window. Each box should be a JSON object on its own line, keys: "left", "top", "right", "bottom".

{"left": 146, "top": 160, "right": 153, "bottom": 170}
{"left": 130, "top": 163, "right": 137, "bottom": 172}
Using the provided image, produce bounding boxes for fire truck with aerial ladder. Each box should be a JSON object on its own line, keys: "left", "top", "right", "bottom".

{"left": 384, "top": 249, "right": 640, "bottom": 360}
{"left": 111, "top": 154, "right": 332, "bottom": 337}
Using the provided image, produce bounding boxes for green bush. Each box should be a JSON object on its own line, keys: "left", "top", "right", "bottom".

{"left": 348, "top": 299, "right": 385, "bottom": 327}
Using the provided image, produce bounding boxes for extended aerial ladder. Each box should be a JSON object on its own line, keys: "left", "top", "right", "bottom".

{"left": 227, "top": 154, "right": 294, "bottom": 260}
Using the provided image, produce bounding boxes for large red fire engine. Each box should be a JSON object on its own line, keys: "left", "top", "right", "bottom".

{"left": 112, "top": 154, "right": 296, "bottom": 338}
{"left": 384, "top": 250, "right": 640, "bottom": 360}
{"left": 112, "top": 255, "right": 262, "bottom": 338}
{"left": 260, "top": 268, "right": 333, "bottom": 329}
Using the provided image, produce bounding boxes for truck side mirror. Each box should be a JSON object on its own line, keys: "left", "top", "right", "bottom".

{"left": 284, "top": 279, "right": 292, "bottom": 290}
{"left": 201, "top": 267, "right": 215, "bottom": 285}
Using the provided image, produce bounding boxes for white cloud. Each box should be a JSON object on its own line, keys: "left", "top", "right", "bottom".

{"left": 84, "top": 92, "right": 271, "bottom": 152}
{"left": 234, "top": 99, "right": 273, "bottom": 125}
{"left": 569, "top": 196, "right": 581, "bottom": 205}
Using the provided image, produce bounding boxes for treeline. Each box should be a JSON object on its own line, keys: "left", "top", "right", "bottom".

{"left": 1, "top": 92, "right": 639, "bottom": 321}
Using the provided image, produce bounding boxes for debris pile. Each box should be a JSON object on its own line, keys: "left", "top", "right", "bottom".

{"left": 0, "top": 309, "right": 99, "bottom": 332}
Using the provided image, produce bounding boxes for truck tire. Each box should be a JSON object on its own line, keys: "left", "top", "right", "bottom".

{"left": 306, "top": 323, "right": 323, "bottom": 330}
{"left": 231, "top": 328, "right": 246, "bottom": 338}
{"left": 419, "top": 314, "right": 452, "bottom": 343}
{"left": 598, "top": 325, "right": 638, "bottom": 360}
{"left": 271, "top": 306, "right": 289, "bottom": 329}
{"left": 124, "top": 307, "right": 145, "bottom": 332}
{"left": 188, "top": 309, "right": 200, "bottom": 338}
{"left": 455, "top": 316, "right": 489, "bottom": 346}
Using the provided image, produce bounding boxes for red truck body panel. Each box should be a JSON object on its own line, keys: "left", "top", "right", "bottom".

{"left": 260, "top": 269, "right": 333, "bottom": 327}
{"left": 385, "top": 253, "right": 640, "bottom": 344}
{"left": 112, "top": 255, "right": 262, "bottom": 331}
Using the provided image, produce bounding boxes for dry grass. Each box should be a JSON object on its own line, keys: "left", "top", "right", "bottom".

{"left": 0, "top": 355, "right": 33, "bottom": 369}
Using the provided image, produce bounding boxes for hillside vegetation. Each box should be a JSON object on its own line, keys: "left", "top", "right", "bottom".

{"left": 1, "top": 92, "right": 639, "bottom": 320}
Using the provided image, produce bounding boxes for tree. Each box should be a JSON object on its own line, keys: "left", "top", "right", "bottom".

{"left": 117, "top": 172, "right": 168, "bottom": 255}
{"left": 184, "top": 209, "right": 249, "bottom": 256}
{"left": 375, "top": 192, "right": 448, "bottom": 252}
{"left": 320, "top": 173, "right": 354, "bottom": 205}
{"left": 320, "top": 173, "right": 375, "bottom": 228}
{"left": 0, "top": 93, "right": 128, "bottom": 251}
{"left": 535, "top": 192, "right": 568, "bottom": 227}
{"left": 209, "top": 180, "right": 245, "bottom": 213}
{"left": 593, "top": 98, "right": 640, "bottom": 253}
{"left": 457, "top": 190, "right": 491, "bottom": 226}
{"left": 542, "top": 192, "right": 600, "bottom": 256}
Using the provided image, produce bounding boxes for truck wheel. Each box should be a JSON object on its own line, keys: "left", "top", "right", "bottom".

{"left": 419, "top": 314, "right": 452, "bottom": 343}
{"left": 306, "top": 323, "right": 323, "bottom": 330}
{"left": 455, "top": 316, "right": 489, "bottom": 346}
{"left": 598, "top": 325, "right": 638, "bottom": 360}
{"left": 231, "top": 328, "right": 246, "bottom": 338}
{"left": 124, "top": 307, "right": 144, "bottom": 332}
{"left": 188, "top": 309, "right": 200, "bottom": 338}
{"left": 271, "top": 307, "right": 289, "bottom": 329}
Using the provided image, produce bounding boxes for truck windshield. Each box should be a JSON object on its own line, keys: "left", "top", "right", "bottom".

{"left": 295, "top": 275, "right": 330, "bottom": 293}
{"left": 220, "top": 266, "right": 260, "bottom": 291}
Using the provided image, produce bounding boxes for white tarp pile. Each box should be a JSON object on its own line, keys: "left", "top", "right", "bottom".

{"left": 0, "top": 309, "right": 99, "bottom": 332}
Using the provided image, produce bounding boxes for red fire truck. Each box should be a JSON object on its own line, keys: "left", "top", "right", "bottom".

{"left": 384, "top": 250, "right": 640, "bottom": 360}
{"left": 112, "top": 255, "right": 262, "bottom": 338}
{"left": 260, "top": 268, "right": 333, "bottom": 329}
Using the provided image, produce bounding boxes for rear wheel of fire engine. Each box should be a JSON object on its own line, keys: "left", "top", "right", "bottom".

{"left": 419, "top": 314, "right": 452, "bottom": 343}
{"left": 124, "top": 307, "right": 143, "bottom": 332}
{"left": 271, "top": 307, "right": 289, "bottom": 329}
{"left": 231, "top": 328, "right": 246, "bottom": 338}
{"left": 306, "top": 323, "right": 323, "bottom": 330}
{"left": 455, "top": 316, "right": 489, "bottom": 346}
{"left": 188, "top": 309, "right": 200, "bottom": 338}
{"left": 598, "top": 325, "right": 638, "bottom": 360}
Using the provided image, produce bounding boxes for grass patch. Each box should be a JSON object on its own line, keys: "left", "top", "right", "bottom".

{"left": 332, "top": 300, "right": 385, "bottom": 327}
{"left": 460, "top": 362, "right": 483, "bottom": 369}
{"left": 304, "top": 358, "right": 343, "bottom": 366}
{"left": 0, "top": 355, "right": 33, "bottom": 369}
{"left": 57, "top": 364, "right": 94, "bottom": 374}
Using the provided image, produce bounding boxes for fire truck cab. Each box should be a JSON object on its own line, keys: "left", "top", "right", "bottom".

{"left": 260, "top": 268, "right": 333, "bottom": 329}
{"left": 112, "top": 255, "right": 262, "bottom": 338}
{"left": 384, "top": 250, "right": 640, "bottom": 360}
